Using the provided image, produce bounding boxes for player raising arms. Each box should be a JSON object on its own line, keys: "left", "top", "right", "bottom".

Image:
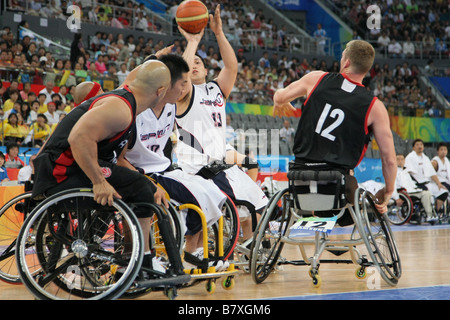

{"left": 175, "top": 5, "right": 268, "bottom": 241}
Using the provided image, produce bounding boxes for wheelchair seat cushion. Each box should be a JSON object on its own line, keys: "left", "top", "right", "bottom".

{"left": 288, "top": 169, "right": 358, "bottom": 212}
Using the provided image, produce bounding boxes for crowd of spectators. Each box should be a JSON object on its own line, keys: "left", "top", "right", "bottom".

{"left": 331, "top": 0, "right": 450, "bottom": 59}
{"left": 1, "top": 0, "right": 448, "bottom": 124}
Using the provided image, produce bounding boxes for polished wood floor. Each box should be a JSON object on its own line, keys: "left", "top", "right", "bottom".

{"left": 1, "top": 225, "right": 449, "bottom": 300}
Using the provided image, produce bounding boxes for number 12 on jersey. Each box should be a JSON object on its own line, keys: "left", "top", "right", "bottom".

{"left": 315, "top": 103, "right": 345, "bottom": 141}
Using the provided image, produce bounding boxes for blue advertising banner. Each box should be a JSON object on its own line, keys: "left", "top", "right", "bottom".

{"left": 353, "top": 158, "right": 384, "bottom": 183}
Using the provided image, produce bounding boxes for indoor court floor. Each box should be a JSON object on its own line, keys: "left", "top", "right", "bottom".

{"left": 0, "top": 223, "right": 448, "bottom": 301}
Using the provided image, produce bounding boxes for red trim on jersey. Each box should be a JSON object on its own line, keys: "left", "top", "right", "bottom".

{"left": 304, "top": 72, "right": 328, "bottom": 106}
{"left": 364, "top": 97, "right": 377, "bottom": 134}
{"left": 52, "top": 148, "right": 74, "bottom": 183}
{"left": 85, "top": 91, "right": 135, "bottom": 142}
{"left": 356, "top": 96, "right": 377, "bottom": 167}
{"left": 108, "top": 94, "right": 134, "bottom": 142}
{"left": 340, "top": 73, "right": 364, "bottom": 87}
{"left": 355, "top": 144, "right": 368, "bottom": 168}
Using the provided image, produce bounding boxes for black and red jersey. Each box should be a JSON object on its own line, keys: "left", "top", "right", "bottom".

{"left": 32, "top": 85, "right": 137, "bottom": 197}
{"left": 293, "top": 73, "right": 377, "bottom": 171}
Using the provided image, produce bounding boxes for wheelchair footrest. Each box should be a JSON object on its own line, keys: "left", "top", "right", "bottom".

{"left": 134, "top": 274, "right": 192, "bottom": 289}
{"left": 280, "top": 259, "right": 355, "bottom": 266}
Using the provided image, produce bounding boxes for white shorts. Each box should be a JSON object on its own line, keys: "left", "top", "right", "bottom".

{"left": 152, "top": 170, "right": 226, "bottom": 234}
{"left": 212, "top": 165, "right": 268, "bottom": 215}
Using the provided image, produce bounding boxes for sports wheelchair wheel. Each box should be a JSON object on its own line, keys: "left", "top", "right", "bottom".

{"left": 210, "top": 195, "right": 240, "bottom": 261}
{"left": 0, "top": 192, "right": 37, "bottom": 284}
{"left": 355, "top": 188, "right": 401, "bottom": 286}
{"left": 386, "top": 190, "right": 413, "bottom": 225}
{"left": 15, "top": 189, "right": 144, "bottom": 300}
{"left": 121, "top": 201, "right": 184, "bottom": 299}
{"left": 250, "top": 188, "right": 290, "bottom": 284}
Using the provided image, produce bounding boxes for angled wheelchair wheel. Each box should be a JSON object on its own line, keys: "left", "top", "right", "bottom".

{"left": 386, "top": 190, "right": 413, "bottom": 225}
{"left": 250, "top": 188, "right": 290, "bottom": 284}
{"left": 15, "top": 189, "right": 144, "bottom": 300}
{"left": 0, "top": 192, "right": 37, "bottom": 284}
{"left": 356, "top": 188, "right": 401, "bottom": 286}
{"left": 211, "top": 195, "right": 240, "bottom": 261}
{"left": 150, "top": 201, "right": 184, "bottom": 258}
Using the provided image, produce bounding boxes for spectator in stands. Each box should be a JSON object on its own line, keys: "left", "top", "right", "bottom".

{"left": 19, "top": 82, "right": 31, "bottom": 101}
{"left": 116, "top": 62, "right": 130, "bottom": 85}
{"left": 377, "top": 31, "right": 390, "bottom": 53}
{"left": 70, "top": 33, "right": 86, "bottom": 69}
{"left": 24, "top": 113, "right": 50, "bottom": 147}
{"left": 2, "top": 79, "right": 21, "bottom": 102}
{"left": 20, "top": 101, "right": 31, "bottom": 124}
{"left": 428, "top": 100, "right": 442, "bottom": 117}
{"left": 435, "top": 39, "right": 448, "bottom": 57}
{"left": 2, "top": 89, "right": 20, "bottom": 113}
{"left": 18, "top": 153, "right": 36, "bottom": 183}
{"left": 38, "top": 80, "right": 56, "bottom": 104}
{"left": 0, "top": 152, "right": 9, "bottom": 184}
{"left": 4, "top": 143, "right": 24, "bottom": 169}
{"left": 4, "top": 113, "right": 28, "bottom": 145}
{"left": 403, "top": 37, "right": 415, "bottom": 58}
{"left": 44, "top": 101, "right": 59, "bottom": 126}
{"left": 313, "top": 23, "right": 327, "bottom": 55}
{"left": 280, "top": 120, "right": 295, "bottom": 145}
{"left": 388, "top": 38, "right": 403, "bottom": 58}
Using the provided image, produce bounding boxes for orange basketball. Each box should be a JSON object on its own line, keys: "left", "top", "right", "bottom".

{"left": 176, "top": 0, "right": 209, "bottom": 34}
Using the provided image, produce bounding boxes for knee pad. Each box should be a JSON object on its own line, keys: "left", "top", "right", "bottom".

{"left": 242, "top": 156, "right": 258, "bottom": 170}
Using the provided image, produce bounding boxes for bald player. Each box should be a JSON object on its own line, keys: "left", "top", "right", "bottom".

{"left": 32, "top": 61, "right": 171, "bottom": 265}
{"left": 73, "top": 81, "right": 104, "bottom": 106}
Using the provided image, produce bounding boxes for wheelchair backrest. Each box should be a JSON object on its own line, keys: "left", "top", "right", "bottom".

{"left": 288, "top": 170, "right": 347, "bottom": 211}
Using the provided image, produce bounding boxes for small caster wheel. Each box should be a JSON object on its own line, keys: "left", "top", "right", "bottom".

{"left": 206, "top": 279, "right": 216, "bottom": 294}
{"left": 355, "top": 267, "right": 367, "bottom": 279}
{"left": 308, "top": 268, "right": 319, "bottom": 278}
{"left": 165, "top": 287, "right": 178, "bottom": 300}
{"left": 222, "top": 276, "right": 235, "bottom": 290}
{"left": 312, "top": 274, "right": 321, "bottom": 288}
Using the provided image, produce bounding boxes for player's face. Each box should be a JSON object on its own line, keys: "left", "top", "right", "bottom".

{"left": 438, "top": 146, "right": 448, "bottom": 158}
{"left": 396, "top": 154, "right": 405, "bottom": 168}
{"left": 191, "top": 56, "right": 207, "bottom": 84}
{"left": 413, "top": 141, "right": 424, "bottom": 154}
{"left": 165, "top": 72, "right": 189, "bottom": 104}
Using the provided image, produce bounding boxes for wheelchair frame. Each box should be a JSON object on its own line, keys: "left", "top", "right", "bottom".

{"left": 249, "top": 170, "right": 402, "bottom": 288}
{"left": 14, "top": 188, "right": 191, "bottom": 300}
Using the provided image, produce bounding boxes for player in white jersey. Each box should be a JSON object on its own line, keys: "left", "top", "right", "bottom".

{"left": 431, "top": 143, "right": 450, "bottom": 200}
{"left": 175, "top": 5, "right": 268, "bottom": 241}
{"left": 404, "top": 139, "right": 448, "bottom": 216}
{"left": 118, "top": 53, "right": 227, "bottom": 267}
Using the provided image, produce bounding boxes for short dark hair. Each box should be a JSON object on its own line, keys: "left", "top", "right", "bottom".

{"left": 437, "top": 142, "right": 448, "bottom": 151}
{"left": 194, "top": 53, "right": 206, "bottom": 68}
{"left": 159, "top": 54, "right": 189, "bottom": 87}
{"left": 412, "top": 138, "right": 424, "bottom": 147}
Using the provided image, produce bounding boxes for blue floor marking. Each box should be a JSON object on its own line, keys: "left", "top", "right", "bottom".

{"left": 269, "top": 285, "right": 450, "bottom": 300}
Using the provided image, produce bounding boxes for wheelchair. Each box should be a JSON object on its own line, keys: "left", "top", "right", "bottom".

{"left": 0, "top": 190, "right": 37, "bottom": 284}
{"left": 407, "top": 191, "right": 449, "bottom": 225}
{"left": 249, "top": 170, "right": 402, "bottom": 288}
{"left": 14, "top": 188, "right": 190, "bottom": 300}
{"left": 123, "top": 177, "right": 240, "bottom": 297}
{"left": 386, "top": 189, "right": 414, "bottom": 225}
